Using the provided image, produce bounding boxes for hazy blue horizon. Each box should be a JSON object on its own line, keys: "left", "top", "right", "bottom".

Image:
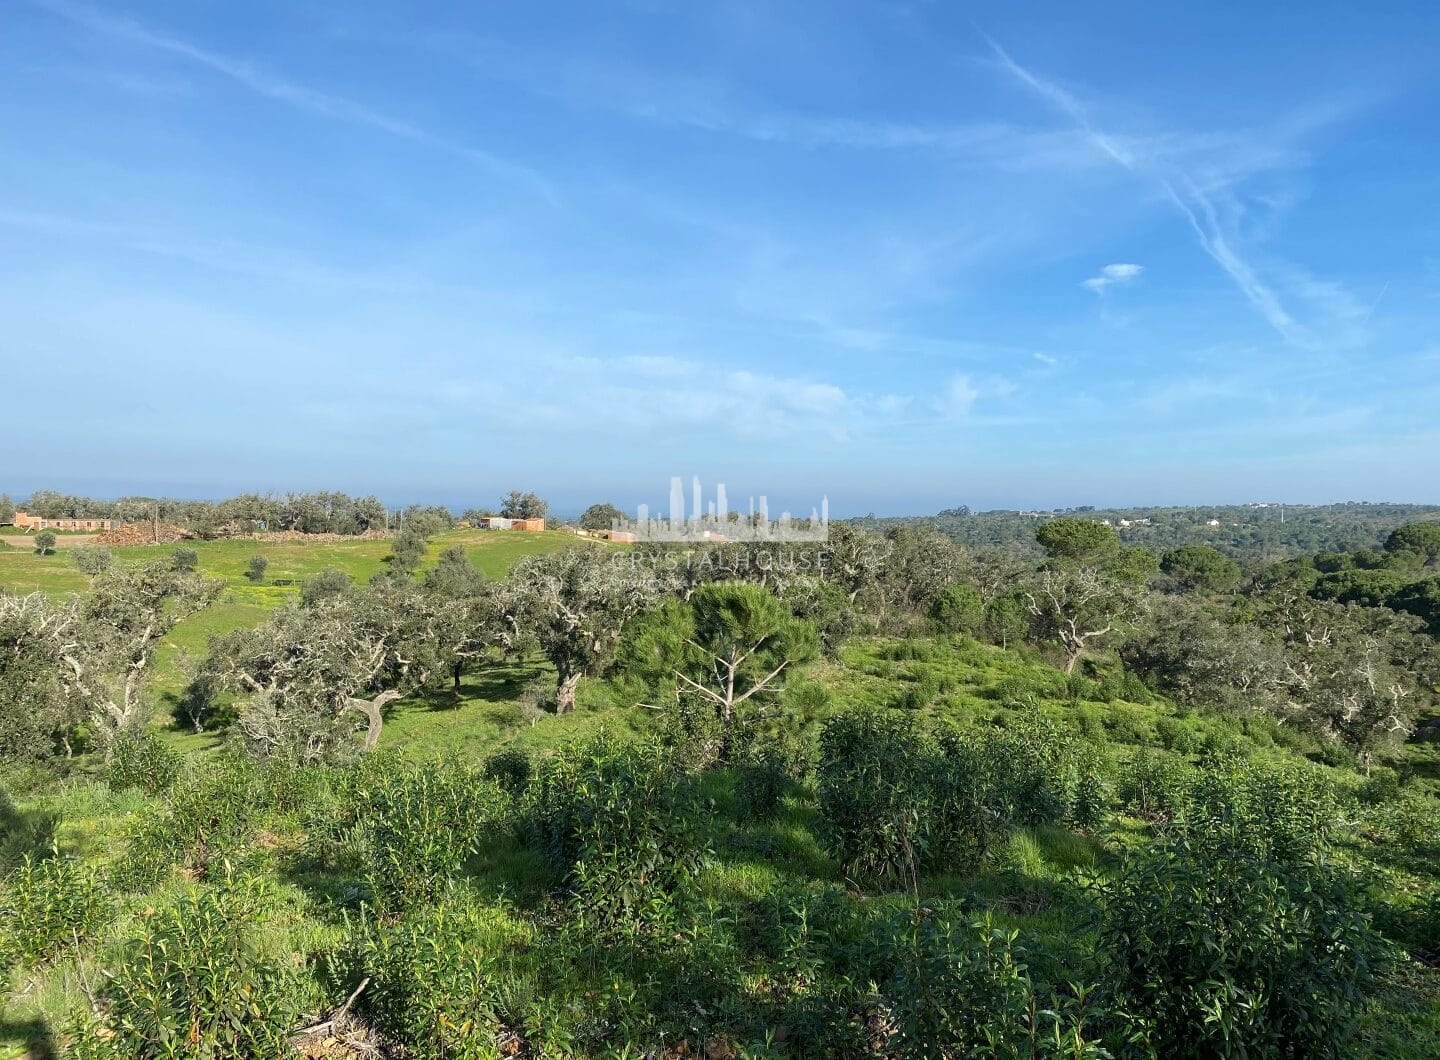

{"left": 5, "top": 474, "right": 1436, "bottom": 522}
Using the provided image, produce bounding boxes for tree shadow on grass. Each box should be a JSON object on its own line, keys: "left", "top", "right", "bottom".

{"left": 0, "top": 787, "right": 58, "bottom": 872}
{"left": 460, "top": 658, "right": 550, "bottom": 705}
{"left": 0, "top": 1015, "right": 59, "bottom": 1060}
{"left": 402, "top": 657, "right": 551, "bottom": 714}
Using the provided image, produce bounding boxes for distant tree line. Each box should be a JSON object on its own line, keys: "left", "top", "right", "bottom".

{"left": 857, "top": 501, "right": 1440, "bottom": 561}
{"left": 3, "top": 490, "right": 555, "bottom": 538}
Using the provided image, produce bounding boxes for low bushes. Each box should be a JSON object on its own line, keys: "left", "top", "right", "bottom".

{"left": 874, "top": 911, "right": 1105, "bottom": 1059}
{"left": 733, "top": 728, "right": 811, "bottom": 819}
{"left": 353, "top": 896, "right": 540, "bottom": 1060}
{"left": 1097, "top": 830, "right": 1382, "bottom": 1058}
{"left": 816, "top": 708, "right": 1094, "bottom": 886}
{"left": 0, "top": 851, "right": 110, "bottom": 977}
{"left": 72, "top": 874, "right": 310, "bottom": 1059}
{"left": 816, "top": 708, "right": 931, "bottom": 885}
{"left": 525, "top": 734, "right": 709, "bottom": 927}
{"left": 105, "top": 730, "right": 182, "bottom": 796}
{"left": 352, "top": 758, "right": 505, "bottom": 910}
{"left": 119, "top": 753, "right": 266, "bottom": 887}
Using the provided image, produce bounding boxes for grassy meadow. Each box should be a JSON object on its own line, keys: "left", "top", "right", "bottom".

{"left": 4, "top": 627, "right": 1438, "bottom": 1057}
{"left": 3, "top": 528, "right": 1439, "bottom": 1057}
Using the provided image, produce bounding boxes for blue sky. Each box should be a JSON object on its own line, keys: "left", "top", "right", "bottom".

{"left": 2, "top": 1, "right": 1437, "bottom": 515}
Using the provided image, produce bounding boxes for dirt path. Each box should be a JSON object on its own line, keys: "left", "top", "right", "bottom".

{"left": 1, "top": 533, "right": 100, "bottom": 548}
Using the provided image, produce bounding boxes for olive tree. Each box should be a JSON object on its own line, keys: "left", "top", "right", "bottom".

{"left": 1025, "top": 564, "right": 1149, "bottom": 673}
{"left": 819, "top": 523, "right": 891, "bottom": 606}
{"left": 72, "top": 547, "right": 114, "bottom": 578}
{"left": 0, "top": 593, "right": 84, "bottom": 759}
{"left": 205, "top": 582, "right": 441, "bottom": 761}
{"left": 1024, "top": 529, "right": 1156, "bottom": 674}
{"left": 1266, "top": 591, "right": 1435, "bottom": 765}
{"left": 16, "top": 563, "right": 223, "bottom": 745}
{"left": 423, "top": 548, "right": 513, "bottom": 693}
{"left": 33, "top": 531, "right": 57, "bottom": 556}
{"left": 500, "top": 490, "right": 549, "bottom": 521}
{"left": 878, "top": 526, "right": 968, "bottom": 613}
{"left": 504, "top": 547, "right": 658, "bottom": 713}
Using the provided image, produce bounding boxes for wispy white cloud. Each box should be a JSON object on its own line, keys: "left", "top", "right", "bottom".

{"left": 984, "top": 35, "right": 1357, "bottom": 348}
{"left": 425, "top": 30, "right": 1143, "bottom": 171}
{"left": 31, "top": 0, "right": 555, "bottom": 202}
{"left": 934, "top": 374, "right": 980, "bottom": 417}
{"left": 1082, "top": 263, "right": 1144, "bottom": 293}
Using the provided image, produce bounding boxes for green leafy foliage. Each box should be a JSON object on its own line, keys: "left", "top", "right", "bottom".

{"left": 352, "top": 758, "right": 505, "bottom": 910}
{"left": 875, "top": 911, "right": 1107, "bottom": 1059}
{"left": 732, "top": 728, "right": 811, "bottom": 819}
{"left": 482, "top": 745, "right": 533, "bottom": 796}
{"left": 106, "top": 729, "right": 182, "bottom": 796}
{"left": 72, "top": 874, "right": 309, "bottom": 1060}
{"left": 352, "top": 896, "right": 538, "bottom": 1060}
{"left": 929, "top": 583, "right": 985, "bottom": 634}
{"left": 525, "top": 734, "right": 709, "bottom": 927}
{"left": 119, "top": 753, "right": 265, "bottom": 887}
{"left": 1098, "top": 829, "right": 1383, "bottom": 1059}
{"left": 0, "top": 851, "right": 110, "bottom": 977}
{"left": 816, "top": 709, "right": 1050, "bottom": 885}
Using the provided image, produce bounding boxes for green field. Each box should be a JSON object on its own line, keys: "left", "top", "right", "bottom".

{"left": 3, "top": 528, "right": 1438, "bottom": 1057}
{"left": 3, "top": 628, "right": 1438, "bottom": 1057}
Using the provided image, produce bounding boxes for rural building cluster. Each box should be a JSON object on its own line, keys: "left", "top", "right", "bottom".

{"left": 5, "top": 510, "right": 114, "bottom": 532}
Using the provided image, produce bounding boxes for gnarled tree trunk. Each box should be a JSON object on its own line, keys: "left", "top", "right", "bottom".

{"left": 555, "top": 667, "right": 582, "bottom": 714}
{"left": 342, "top": 689, "right": 403, "bottom": 751}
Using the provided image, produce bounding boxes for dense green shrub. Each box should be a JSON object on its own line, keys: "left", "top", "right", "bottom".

{"left": 1067, "top": 763, "right": 1111, "bottom": 832}
{"left": 256, "top": 753, "right": 323, "bottom": 817}
{"left": 526, "top": 734, "right": 709, "bottom": 926}
{"left": 0, "top": 851, "right": 110, "bottom": 976}
{"left": 1104, "top": 704, "right": 1154, "bottom": 745}
{"left": 875, "top": 911, "right": 1107, "bottom": 1059}
{"left": 929, "top": 584, "right": 984, "bottom": 635}
{"left": 355, "top": 897, "right": 540, "bottom": 1060}
{"left": 895, "top": 667, "right": 941, "bottom": 710}
{"left": 1154, "top": 716, "right": 1199, "bottom": 755}
{"left": 980, "top": 710, "right": 1080, "bottom": 828}
{"left": 817, "top": 708, "right": 931, "bottom": 885}
{"left": 817, "top": 708, "right": 1095, "bottom": 885}
{"left": 928, "top": 726, "right": 1013, "bottom": 871}
{"left": 1180, "top": 758, "right": 1339, "bottom": 864}
{"left": 1365, "top": 788, "right": 1440, "bottom": 858}
{"left": 1098, "top": 831, "right": 1382, "bottom": 1058}
{"left": 119, "top": 753, "right": 264, "bottom": 887}
{"left": 105, "top": 730, "right": 182, "bottom": 796}
{"left": 72, "top": 875, "right": 309, "bottom": 1059}
{"left": 353, "top": 758, "right": 504, "bottom": 910}
{"left": 1116, "top": 750, "right": 1193, "bottom": 820}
